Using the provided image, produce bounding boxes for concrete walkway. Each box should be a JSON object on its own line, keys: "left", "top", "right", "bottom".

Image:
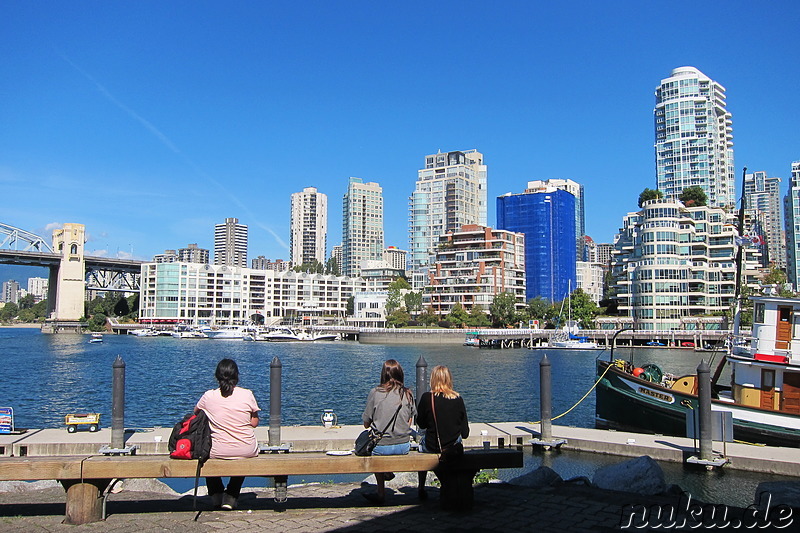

{"left": 0, "top": 477, "right": 778, "bottom": 533}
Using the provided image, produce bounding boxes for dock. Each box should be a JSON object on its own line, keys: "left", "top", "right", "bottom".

{"left": 2, "top": 422, "right": 798, "bottom": 477}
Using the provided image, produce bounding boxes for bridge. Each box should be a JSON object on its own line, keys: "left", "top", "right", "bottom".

{"left": 0, "top": 223, "right": 143, "bottom": 329}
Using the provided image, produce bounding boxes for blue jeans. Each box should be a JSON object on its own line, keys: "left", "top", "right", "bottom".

{"left": 372, "top": 441, "right": 410, "bottom": 456}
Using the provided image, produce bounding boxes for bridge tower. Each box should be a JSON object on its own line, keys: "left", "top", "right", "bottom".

{"left": 46, "top": 223, "right": 87, "bottom": 323}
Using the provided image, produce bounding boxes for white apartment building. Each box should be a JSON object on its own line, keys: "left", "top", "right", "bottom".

{"left": 745, "top": 171, "right": 785, "bottom": 269}
{"left": 611, "top": 199, "right": 760, "bottom": 331}
{"left": 425, "top": 225, "right": 526, "bottom": 316}
{"left": 342, "top": 178, "right": 384, "bottom": 278}
{"left": 27, "top": 277, "right": 48, "bottom": 301}
{"left": 383, "top": 246, "right": 407, "bottom": 273}
{"left": 409, "top": 150, "right": 487, "bottom": 273}
{"left": 1, "top": 280, "right": 21, "bottom": 304}
{"left": 576, "top": 261, "right": 604, "bottom": 304}
{"left": 178, "top": 243, "right": 209, "bottom": 264}
{"left": 139, "top": 262, "right": 365, "bottom": 324}
{"left": 214, "top": 217, "right": 248, "bottom": 267}
{"left": 290, "top": 187, "right": 328, "bottom": 266}
{"left": 153, "top": 250, "right": 178, "bottom": 263}
{"left": 655, "top": 67, "right": 735, "bottom": 210}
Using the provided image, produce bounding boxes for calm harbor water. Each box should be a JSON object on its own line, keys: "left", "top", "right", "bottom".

{"left": 0, "top": 327, "right": 792, "bottom": 507}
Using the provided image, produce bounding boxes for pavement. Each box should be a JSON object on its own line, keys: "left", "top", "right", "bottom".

{"left": 1, "top": 476, "right": 791, "bottom": 533}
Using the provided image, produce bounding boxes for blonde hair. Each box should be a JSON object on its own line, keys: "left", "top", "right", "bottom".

{"left": 430, "top": 365, "right": 459, "bottom": 400}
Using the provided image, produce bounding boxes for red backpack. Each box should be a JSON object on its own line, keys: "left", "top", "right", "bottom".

{"left": 169, "top": 410, "right": 212, "bottom": 463}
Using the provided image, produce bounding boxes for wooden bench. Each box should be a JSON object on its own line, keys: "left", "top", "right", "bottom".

{"left": 0, "top": 449, "right": 523, "bottom": 524}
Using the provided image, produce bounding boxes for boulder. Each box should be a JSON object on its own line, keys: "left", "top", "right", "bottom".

{"left": 592, "top": 455, "right": 666, "bottom": 496}
{"left": 118, "top": 478, "right": 178, "bottom": 495}
{"left": 509, "top": 466, "right": 562, "bottom": 488}
{"left": 754, "top": 481, "right": 800, "bottom": 510}
{"left": 0, "top": 480, "right": 60, "bottom": 492}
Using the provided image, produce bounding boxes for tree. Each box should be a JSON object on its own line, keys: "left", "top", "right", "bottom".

{"left": 566, "top": 288, "right": 600, "bottom": 329}
{"left": 0, "top": 303, "right": 19, "bottom": 322}
{"left": 418, "top": 306, "right": 439, "bottom": 326}
{"left": 325, "top": 257, "right": 340, "bottom": 276}
{"left": 113, "top": 297, "right": 130, "bottom": 317}
{"left": 679, "top": 186, "right": 707, "bottom": 207}
{"left": 466, "top": 306, "right": 491, "bottom": 327}
{"left": 346, "top": 295, "right": 355, "bottom": 316}
{"left": 761, "top": 267, "right": 793, "bottom": 296}
{"left": 292, "top": 260, "right": 324, "bottom": 274}
{"left": 386, "top": 308, "right": 410, "bottom": 328}
{"left": 17, "top": 294, "right": 36, "bottom": 310}
{"left": 87, "top": 312, "right": 107, "bottom": 331}
{"left": 489, "top": 292, "right": 518, "bottom": 327}
{"left": 446, "top": 303, "right": 470, "bottom": 327}
{"left": 403, "top": 291, "right": 422, "bottom": 317}
{"left": 387, "top": 277, "right": 411, "bottom": 290}
{"left": 638, "top": 188, "right": 663, "bottom": 208}
{"left": 385, "top": 288, "right": 404, "bottom": 314}
{"left": 525, "top": 297, "right": 552, "bottom": 321}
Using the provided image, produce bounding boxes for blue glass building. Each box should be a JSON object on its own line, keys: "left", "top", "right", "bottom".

{"left": 497, "top": 188, "right": 576, "bottom": 302}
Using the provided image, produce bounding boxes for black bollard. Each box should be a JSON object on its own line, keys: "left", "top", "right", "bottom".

{"left": 416, "top": 356, "right": 429, "bottom": 405}
{"left": 269, "top": 356, "right": 282, "bottom": 447}
{"left": 111, "top": 355, "right": 125, "bottom": 449}
{"left": 697, "top": 359, "right": 712, "bottom": 461}
{"left": 540, "top": 355, "right": 552, "bottom": 441}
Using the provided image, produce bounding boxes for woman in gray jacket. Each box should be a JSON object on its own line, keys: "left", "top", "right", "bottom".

{"left": 361, "top": 359, "right": 416, "bottom": 504}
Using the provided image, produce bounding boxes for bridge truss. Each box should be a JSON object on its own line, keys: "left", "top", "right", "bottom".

{"left": 0, "top": 223, "right": 53, "bottom": 252}
{"left": 86, "top": 269, "right": 140, "bottom": 293}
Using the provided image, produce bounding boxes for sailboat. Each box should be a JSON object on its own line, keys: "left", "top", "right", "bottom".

{"left": 548, "top": 282, "right": 599, "bottom": 350}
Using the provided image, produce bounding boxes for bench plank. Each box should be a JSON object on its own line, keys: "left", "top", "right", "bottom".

{"left": 0, "top": 456, "right": 86, "bottom": 481}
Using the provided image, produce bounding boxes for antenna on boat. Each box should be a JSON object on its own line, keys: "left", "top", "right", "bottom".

{"left": 732, "top": 166, "right": 748, "bottom": 337}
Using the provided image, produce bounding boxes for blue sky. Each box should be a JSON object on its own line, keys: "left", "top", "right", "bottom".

{"left": 2, "top": 1, "right": 799, "bottom": 269}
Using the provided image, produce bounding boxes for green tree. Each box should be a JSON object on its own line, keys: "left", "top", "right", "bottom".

{"left": 292, "top": 260, "right": 324, "bottom": 274}
{"left": 18, "top": 308, "right": 36, "bottom": 322}
{"left": 466, "top": 306, "right": 490, "bottom": 327}
{"left": 126, "top": 293, "right": 139, "bottom": 319}
{"left": 113, "top": 297, "right": 130, "bottom": 317}
{"left": 403, "top": 291, "right": 422, "bottom": 317}
{"left": 525, "top": 297, "right": 552, "bottom": 321}
{"left": 31, "top": 300, "right": 48, "bottom": 320}
{"left": 566, "top": 288, "right": 600, "bottom": 329}
{"left": 638, "top": 188, "right": 663, "bottom": 208}
{"left": 679, "top": 185, "right": 707, "bottom": 207}
{"left": 385, "top": 288, "right": 404, "bottom": 314}
{"left": 446, "top": 303, "right": 470, "bottom": 327}
{"left": 418, "top": 306, "right": 439, "bottom": 326}
{"left": 87, "top": 312, "right": 107, "bottom": 331}
{"left": 489, "top": 292, "right": 518, "bottom": 327}
{"left": 346, "top": 295, "right": 355, "bottom": 316}
{"left": 387, "top": 277, "right": 411, "bottom": 290}
{"left": 325, "top": 257, "right": 340, "bottom": 276}
{"left": 386, "top": 308, "right": 410, "bottom": 328}
{"left": 17, "top": 294, "right": 36, "bottom": 310}
{"left": 0, "top": 303, "right": 19, "bottom": 322}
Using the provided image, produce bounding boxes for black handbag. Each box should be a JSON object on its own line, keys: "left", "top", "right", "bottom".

{"left": 354, "top": 402, "right": 403, "bottom": 456}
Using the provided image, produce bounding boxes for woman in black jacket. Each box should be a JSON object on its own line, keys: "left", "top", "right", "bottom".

{"left": 416, "top": 365, "right": 469, "bottom": 499}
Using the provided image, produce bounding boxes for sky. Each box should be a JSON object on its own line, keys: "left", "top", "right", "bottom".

{"left": 2, "top": 1, "right": 799, "bottom": 273}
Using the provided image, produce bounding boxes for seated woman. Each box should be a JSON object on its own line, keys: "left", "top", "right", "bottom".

{"left": 361, "top": 359, "right": 416, "bottom": 505}
{"left": 195, "top": 358, "right": 259, "bottom": 510}
{"left": 415, "top": 365, "right": 469, "bottom": 499}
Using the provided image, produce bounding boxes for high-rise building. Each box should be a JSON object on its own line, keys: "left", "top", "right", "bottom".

{"left": 497, "top": 187, "right": 577, "bottom": 302}
{"left": 331, "top": 245, "right": 343, "bottom": 275}
{"left": 655, "top": 67, "right": 735, "bottom": 210}
{"left": 178, "top": 243, "right": 209, "bottom": 264}
{"left": 408, "top": 149, "right": 487, "bottom": 273}
{"left": 526, "top": 179, "right": 585, "bottom": 260}
{"left": 1, "top": 280, "right": 21, "bottom": 303}
{"left": 424, "top": 225, "right": 526, "bottom": 316}
{"left": 342, "top": 178, "right": 384, "bottom": 277}
{"left": 611, "top": 198, "right": 760, "bottom": 331}
{"left": 383, "top": 246, "right": 407, "bottom": 273}
{"left": 290, "top": 187, "right": 328, "bottom": 267}
{"left": 214, "top": 217, "right": 248, "bottom": 267}
{"left": 744, "top": 171, "right": 784, "bottom": 269}
{"left": 153, "top": 250, "right": 178, "bottom": 263}
{"left": 27, "top": 277, "right": 48, "bottom": 301}
{"left": 784, "top": 162, "right": 800, "bottom": 289}
{"left": 251, "top": 256, "right": 292, "bottom": 272}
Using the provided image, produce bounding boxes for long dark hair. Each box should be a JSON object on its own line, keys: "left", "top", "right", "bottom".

{"left": 215, "top": 358, "right": 239, "bottom": 398}
{"left": 379, "top": 359, "right": 412, "bottom": 401}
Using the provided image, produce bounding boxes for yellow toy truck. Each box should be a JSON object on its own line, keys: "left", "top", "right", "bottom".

{"left": 65, "top": 413, "right": 100, "bottom": 433}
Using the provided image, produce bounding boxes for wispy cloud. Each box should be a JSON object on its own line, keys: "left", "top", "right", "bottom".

{"left": 56, "top": 50, "right": 287, "bottom": 251}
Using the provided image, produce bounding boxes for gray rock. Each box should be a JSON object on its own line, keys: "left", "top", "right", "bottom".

{"left": 117, "top": 478, "right": 178, "bottom": 495}
{"left": 592, "top": 455, "right": 666, "bottom": 496}
{"left": 0, "top": 480, "right": 60, "bottom": 493}
{"left": 754, "top": 481, "right": 800, "bottom": 510}
{"left": 509, "top": 466, "right": 563, "bottom": 488}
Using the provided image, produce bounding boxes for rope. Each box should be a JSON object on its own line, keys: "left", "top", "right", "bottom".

{"left": 528, "top": 359, "right": 616, "bottom": 425}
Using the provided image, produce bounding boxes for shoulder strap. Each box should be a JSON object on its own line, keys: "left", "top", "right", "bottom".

{"left": 431, "top": 393, "right": 444, "bottom": 453}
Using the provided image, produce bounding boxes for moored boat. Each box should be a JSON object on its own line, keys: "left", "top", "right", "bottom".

{"left": 595, "top": 293, "right": 800, "bottom": 447}
{"left": 259, "top": 327, "right": 337, "bottom": 342}
{"left": 88, "top": 333, "right": 103, "bottom": 344}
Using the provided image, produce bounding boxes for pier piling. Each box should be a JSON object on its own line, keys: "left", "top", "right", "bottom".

{"left": 269, "top": 356, "right": 282, "bottom": 447}
{"left": 111, "top": 356, "right": 125, "bottom": 450}
{"left": 416, "top": 356, "right": 429, "bottom": 404}
{"left": 697, "top": 359, "right": 712, "bottom": 461}
{"left": 540, "top": 355, "right": 552, "bottom": 442}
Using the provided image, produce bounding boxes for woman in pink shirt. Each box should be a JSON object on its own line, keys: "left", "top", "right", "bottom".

{"left": 195, "top": 358, "right": 259, "bottom": 510}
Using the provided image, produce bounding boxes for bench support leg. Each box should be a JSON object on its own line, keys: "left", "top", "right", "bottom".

{"left": 434, "top": 468, "right": 477, "bottom": 512}
{"left": 61, "top": 479, "right": 111, "bottom": 525}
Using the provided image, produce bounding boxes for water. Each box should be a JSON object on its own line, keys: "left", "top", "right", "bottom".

{"left": 0, "top": 328, "right": 791, "bottom": 507}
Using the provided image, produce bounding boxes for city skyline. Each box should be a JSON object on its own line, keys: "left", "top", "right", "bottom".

{"left": 2, "top": 2, "right": 798, "bottom": 265}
